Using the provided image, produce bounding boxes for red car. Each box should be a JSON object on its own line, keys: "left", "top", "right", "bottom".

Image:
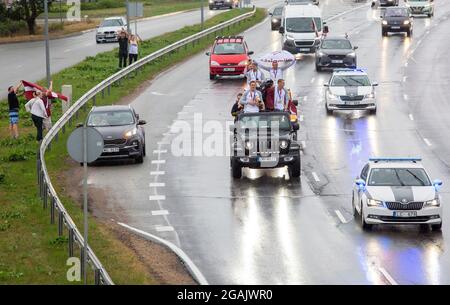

{"left": 206, "top": 36, "right": 254, "bottom": 80}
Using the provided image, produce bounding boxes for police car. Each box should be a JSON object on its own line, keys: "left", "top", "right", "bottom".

{"left": 324, "top": 69, "right": 378, "bottom": 114}
{"left": 352, "top": 158, "right": 443, "bottom": 231}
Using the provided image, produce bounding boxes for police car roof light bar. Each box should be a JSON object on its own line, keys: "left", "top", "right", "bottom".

{"left": 334, "top": 68, "right": 366, "bottom": 73}
{"left": 369, "top": 157, "right": 422, "bottom": 163}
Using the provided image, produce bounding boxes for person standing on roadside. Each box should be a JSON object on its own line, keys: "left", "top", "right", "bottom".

{"left": 25, "top": 90, "right": 48, "bottom": 142}
{"left": 128, "top": 34, "right": 141, "bottom": 65}
{"left": 7, "top": 82, "right": 23, "bottom": 139}
{"left": 118, "top": 29, "right": 129, "bottom": 69}
{"left": 42, "top": 80, "right": 55, "bottom": 131}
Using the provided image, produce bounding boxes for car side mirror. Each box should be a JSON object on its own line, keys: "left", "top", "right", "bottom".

{"left": 323, "top": 26, "right": 329, "bottom": 34}
{"left": 269, "top": 12, "right": 273, "bottom": 16}
{"left": 323, "top": 83, "right": 329, "bottom": 87}
{"left": 372, "top": 82, "right": 379, "bottom": 87}
{"left": 355, "top": 179, "right": 366, "bottom": 189}
{"left": 353, "top": 46, "right": 358, "bottom": 50}
{"left": 248, "top": 51, "right": 254, "bottom": 55}
{"left": 279, "top": 26, "right": 285, "bottom": 34}
{"left": 433, "top": 179, "right": 443, "bottom": 189}
{"left": 138, "top": 120, "right": 147, "bottom": 125}
{"left": 292, "top": 122, "right": 299, "bottom": 131}
{"left": 205, "top": 52, "right": 210, "bottom": 56}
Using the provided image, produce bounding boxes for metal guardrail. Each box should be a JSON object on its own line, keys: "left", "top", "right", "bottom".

{"left": 36, "top": 6, "right": 257, "bottom": 285}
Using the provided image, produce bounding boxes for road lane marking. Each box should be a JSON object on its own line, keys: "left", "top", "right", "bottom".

{"left": 151, "top": 210, "right": 169, "bottom": 216}
{"left": 299, "top": 115, "right": 304, "bottom": 122}
{"left": 335, "top": 210, "right": 348, "bottom": 224}
{"left": 304, "top": 96, "right": 308, "bottom": 102}
{"left": 312, "top": 172, "right": 320, "bottom": 182}
{"left": 149, "top": 195, "right": 166, "bottom": 201}
{"left": 405, "top": 62, "right": 408, "bottom": 67}
{"left": 301, "top": 141, "right": 306, "bottom": 149}
{"left": 151, "top": 91, "right": 166, "bottom": 96}
{"left": 155, "top": 225, "right": 174, "bottom": 232}
{"left": 310, "top": 78, "right": 315, "bottom": 84}
{"left": 403, "top": 94, "right": 408, "bottom": 100}
{"left": 63, "top": 49, "right": 71, "bottom": 53}
{"left": 424, "top": 138, "right": 432, "bottom": 146}
{"left": 149, "top": 182, "right": 165, "bottom": 187}
{"left": 150, "top": 171, "right": 165, "bottom": 175}
{"left": 379, "top": 267, "right": 398, "bottom": 285}
{"left": 409, "top": 114, "right": 414, "bottom": 121}
{"left": 152, "top": 160, "right": 166, "bottom": 164}
{"left": 403, "top": 76, "right": 407, "bottom": 82}
{"left": 153, "top": 150, "right": 167, "bottom": 154}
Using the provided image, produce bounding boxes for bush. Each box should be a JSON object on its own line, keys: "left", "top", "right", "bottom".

{"left": 81, "top": 0, "right": 125, "bottom": 10}
{"left": 0, "top": 19, "right": 27, "bottom": 37}
{"left": 49, "top": 22, "right": 64, "bottom": 32}
{"left": 2, "top": 147, "right": 35, "bottom": 162}
{"left": 0, "top": 171, "right": 5, "bottom": 184}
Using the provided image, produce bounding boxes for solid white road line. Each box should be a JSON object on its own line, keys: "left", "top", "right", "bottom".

{"left": 153, "top": 150, "right": 167, "bottom": 154}
{"left": 379, "top": 267, "right": 398, "bottom": 285}
{"left": 409, "top": 114, "right": 414, "bottom": 121}
{"left": 149, "top": 182, "right": 165, "bottom": 187}
{"left": 149, "top": 195, "right": 166, "bottom": 201}
{"left": 335, "top": 210, "right": 348, "bottom": 224}
{"left": 152, "top": 160, "right": 166, "bottom": 164}
{"left": 151, "top": 210, "right": 169, "bottom": 216}
{"left": 312, "top": 172, "right": 320, "bottom": 182}
{"left": 424, "top": 138, "right": 432, "bottom": 146}
{"left": 150, "top": 171, "right": 165, "bottom": 175}
{"left": 155, "top": 225, "right": 174, "bottom": 232}
{"left": 117, "top": 222, "right": 208, "bottom": 285}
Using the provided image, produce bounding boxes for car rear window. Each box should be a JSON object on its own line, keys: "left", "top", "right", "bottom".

{"left": 213, "top": 43, "right": 245, "bottom": 55}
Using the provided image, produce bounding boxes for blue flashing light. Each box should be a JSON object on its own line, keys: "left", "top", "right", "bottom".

{"left": 369, "top": 157, "right": 422, "bottom": 163}
{"left": 334, "top": 68, "right": 367, "bottom": 73}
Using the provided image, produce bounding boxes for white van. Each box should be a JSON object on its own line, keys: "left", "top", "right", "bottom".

{"left": 279, "top": 4, "right": 326, "bottom": 54}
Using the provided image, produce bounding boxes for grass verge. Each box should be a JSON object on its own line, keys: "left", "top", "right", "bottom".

{"left": 0, "top": 8, "right": 266, "bottom": 284}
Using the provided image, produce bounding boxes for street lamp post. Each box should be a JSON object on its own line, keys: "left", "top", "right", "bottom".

{"left": 201, "top": 0, "right": 205, "bottom": 30}
{"left": 126, "top": 0, "right": 131, "bottom": 33}
{"left": 44, "top": 0, "right": 51, "bottom": 88}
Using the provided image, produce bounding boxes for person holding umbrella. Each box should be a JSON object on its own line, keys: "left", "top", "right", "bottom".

{"left": 255, "top": 51, "right": 296, "bottom": 82}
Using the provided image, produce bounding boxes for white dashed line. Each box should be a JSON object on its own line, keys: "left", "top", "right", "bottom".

{"left": 301, "top": 141, "right": 306, "bottom": 149}
{"left": 155, "top": 225, "right": 174, "bottom": 232}
{"left": 152, "top": 160, "right": 166, "bottom": 164}
{"left": 151, "top": 210, "right": 169, "bottom": 216}
{"left": 403, "top": 76, "right": 407, "bottom": 82}
{"left": 409, "top": 114, "right": 414, "bottom": 121}
{"left": 379, "top": 267, "right": 398, "bottom": 285}
{"left": 304, "top": 96, "right": 308, "bottom": 102}
{"left": 63, "top": 49, "right": 71, "bottom": 53}
{"left": 405, "top": 62, "right": 408, "bottom": 67}
{"left": 178, "top": 112, "right": 188, "bottom": 115}
{"left": 149, "top": 182, "right": 165, "bottom": 187}
{"left": 403, "top": 94, "right": 408, "bottom": 100}
{"left": 150, "top": 171, "right": 165, "bottom": 175}
{"left": 149, "top": 195, "right": 166, "bottom": 201}
{"left": 423, "top": 138, "right": 432, "bottom": 146}
{"left": 310, "top": 78, "right": 315, "bottom": 84}
{"left": 153, "top": 150, "right": 167, "bottom": 154}
{"left": 335, "top": 210, "right": 348, "bottom": 224}
{"left": 299, "top": 115, "right": 304, "bottom": 122}
{"left": 312, "top": 172, "right": 320, "bottom": 182}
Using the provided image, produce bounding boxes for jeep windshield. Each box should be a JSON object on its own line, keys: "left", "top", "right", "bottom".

{"left": 285, "top": 17, "right": 322, "bottom": 33}
{"left": 238, "top": 114, "right": 291, "bottom": 131}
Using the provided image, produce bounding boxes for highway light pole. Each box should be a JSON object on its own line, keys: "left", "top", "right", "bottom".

{"left": 201, "top": 0, "right": 205, "bottom": 30}
{"left": 44, "top": 0, "right": 51, "bottom": 87}
{"left": 126, "top": 0, "right": 131, "bottom": 33}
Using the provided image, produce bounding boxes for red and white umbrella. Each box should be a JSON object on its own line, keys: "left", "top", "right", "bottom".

{"left": 254, "top": 50, "right": 296, "bottom": 70}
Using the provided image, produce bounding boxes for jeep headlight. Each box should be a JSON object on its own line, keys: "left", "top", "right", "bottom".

{"left": 367, "top": 199, "right": 384, "bottom": 207}
{"left": 317, "top": 51, "right": 325, "bottom": 57}
{"left": 404, "top": 20, "right": 410, "bottom": 25}
{"left": 280, "top": 140, "right": 289, "bottom": 150}
{"left": 382, "top": 20, "right": 388, "bottom": 25}
{"left": 424, "top": 199, "right": 440, "bottom": 208}
{"left": 286, "top": 35, "right": 295, "bottom": 41}
{"left": 124, "top": 128, "right": 137, "bottom": 138}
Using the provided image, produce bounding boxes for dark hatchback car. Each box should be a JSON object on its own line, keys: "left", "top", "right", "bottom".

{"left": 378, "top": 0, "right": 399, "bottom": 6}
{"left": 315, "top": 36, "right": 358, "bottom": 71}
{"left": 87, "top": 105, "right": 147, "bottom": 163}
{"left": 270, "top": 6, "right": 284, "bottom": 31}
{"left": 381, "top": 7, "right": 413, "bottom": 37}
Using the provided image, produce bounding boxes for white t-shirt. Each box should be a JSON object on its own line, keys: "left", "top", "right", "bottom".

{"left": 129, "top": 42, "right": 138, "bottom": 55}
{"left": 274, "top": 86, "right": 288, "bottom": 111}
{"left": 25, "top": 98, "right": 48, "bottom": 118}
{"left": 242, "top": 90, "right": 262, "bottom": 113}
{"left": 269, "top": 68, "right": 284, "bottom": 82}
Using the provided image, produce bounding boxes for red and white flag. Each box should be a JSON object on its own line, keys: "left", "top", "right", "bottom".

{"left": 21, "top": 80, "right": 68, "bottom": 101}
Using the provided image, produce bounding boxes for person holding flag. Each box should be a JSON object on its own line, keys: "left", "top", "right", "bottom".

{"left": 25, "top": 90, "right": 48, "bottom": 142}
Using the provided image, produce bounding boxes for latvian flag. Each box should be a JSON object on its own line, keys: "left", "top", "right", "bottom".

{"left": 22, "top": 80, "right": 68, "bottom": 101}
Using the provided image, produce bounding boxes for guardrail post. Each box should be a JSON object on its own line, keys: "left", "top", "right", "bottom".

{"left": 37, "top": 150, "right": 41, "bottom": 188}
{"left": 94, "top": 269, "right": 101, "bottom": 285}
{"left": 93, "top": 95, "right": 96, "bottom": 106}
{"left": 107, "top": 85, "right": 110, "bottom": 96}
{"left": 68, "top": 228, "right": 74, "bottom": 257}
{"left": 58, "top": 211, "right": 63, "bottom": 236}
{"left": 62, "top": 124, "right": 66, "bottom": 134}
{"left": 43, "top": 184, "right": 48, "bottom": 209}
{"left": 54, "top": 130, "right": 58, "bottom": 142}
{"left": 50, "top": 197, "right": 55, "bottom": 224}
{"left": 102, "top": 89, "right": 105, "bottom": 99}
{"left": 39, "top": 172, "right": 44, "bottom": 199}
{"left": 47, "top": 141, "right": 51, "bottom": 152}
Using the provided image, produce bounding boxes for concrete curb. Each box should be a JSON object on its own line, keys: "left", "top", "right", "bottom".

{"left": 117, "top": 222, "right": 209, "bottom": 285}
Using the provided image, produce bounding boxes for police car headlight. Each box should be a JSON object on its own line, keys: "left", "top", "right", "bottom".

{"left": 327, "top": 90, "right": 338, "bottom": 100}
{"left": 424, "top": 199, "right": 440, "bottom": 208}
{"left": 317, "top": 51, "right": 325, "bottom": 57}
{"left": 280, "top": 140, "right": 289, "bottom": 150}
{"left": 210, "top": 61, "right": 220, "bottom": 66}
{"left": 209, "top": 0, "right": 213, "bottom": 3}
{"left": 404, "top": 20, "right": 410, "bottom": 25}
{"left": 367, "top": 199, "right": 384, "bottom": 207}
{"left": 245, "top": 140, "right": 254, "bottom": 150}
{"left": 382, "top": 20, "right": 388, "bottom": 25}
{"left": 124, "top": 128, "right": 137, "bottom": 138}
{"left": 286, "top": 35, "right": 295, "bottom": 41}
{"left": 364, "top": 92, "right": 375, "bottom": 99}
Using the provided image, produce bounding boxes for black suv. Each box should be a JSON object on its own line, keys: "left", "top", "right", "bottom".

{"left": 270, "top": 6, "right": 284, "bottom": 31}
{"left": 87, "top": 105, "right": 147, "bottom": 163}
{"left": 230, "top": 112, "right": 301, "bottom": 179}
{"left": 209, "top": 0, "right": 236, "bottom": 9}
{"left": 378, "top": 0, "right": 399, "bottom": 7}
{"left": 381, "top": 7, "right": 413, "bottom": 37}
{"left": 315, "top": 36, "right": 358, "bottom": 71}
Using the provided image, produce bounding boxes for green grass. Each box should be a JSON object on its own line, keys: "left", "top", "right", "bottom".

{"left": 0, "top": 8, "right": 266, "bottom": 284}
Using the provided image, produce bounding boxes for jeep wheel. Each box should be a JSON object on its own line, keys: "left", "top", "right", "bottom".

{"left": 431, "top": 222, "right": 442, "bottom": 231}
{"left": 361, "top": 204, "right": 373, "bottom": 231}
{"left": 289, "top": 155, "right": 301, "bottom": 178}
{"left": 209, "top": 73, "right": 215, "bottom": 80}
{"left": 325, "top": 103, "right": 333, "bottom": 115}
{"left": 406, "top": 29, "right": 412, "bottom": 37}
{"left": 231, "top": 159, "right": 242, "bottom": 179}
{"left": 315, "top": 64, "right": 322, "bottom": 72}
{"left": 135, "top": 147, "right": 144, "bottom": 164}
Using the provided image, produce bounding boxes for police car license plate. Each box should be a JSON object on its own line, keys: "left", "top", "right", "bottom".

{"left": 391, "top": 26, "right": 401, "bottom": 29}
{"left": 331, "top": 60, "right": 343, "bottom": 64}
{"left": 223, "top": 68, "right": 235, "bottom": 72}
{"left": 103, "top": 147, "right": 119, "bottom": 153}
{"left": 346, "top": 101, "right": 360, "bottom": 105}
{"left": 299, "top": 48, "right": 310, "bottom": 52}
{"left": 258, "top": 156, "right": 277, "bottom": 162}
{"left": 393, "top": 211, "right": 417, "bottom": 218}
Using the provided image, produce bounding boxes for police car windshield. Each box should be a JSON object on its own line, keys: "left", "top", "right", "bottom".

{"left": 285, "top": 17, "right": 322, "bottom": 33}
{"left": 239, "top": 114, "right": 291, "bottom": 131}
{"left": 385, "top": 8, "right": 408, "bottom": 17}
{"left": 368, "top": 168, "right": 431, "bottom": 186}
{"left": 213, "top": 43, "right": 245, "bottom": 55}
{"left": 88, "top": 111, "right": 135, "bottom": 127}
{"left": 331, "top": 75, "right": 370, "bottom": 86}
{"left": 321, "top": 39, "right": 352, "bottom": 49}
{"left": 101, "top": 19, "right": 123, "bottom": 27}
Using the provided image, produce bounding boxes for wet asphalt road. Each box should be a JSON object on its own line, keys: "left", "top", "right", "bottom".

{"left": 0, "top": 7, "right": 227, "bottom": 99}
{"left": 85, "top": 0, "right": 450, "bottom": 284}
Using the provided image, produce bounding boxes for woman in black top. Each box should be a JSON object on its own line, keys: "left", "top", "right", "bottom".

{"left": 7, "top": 82, "right": 23, "bottom": 139}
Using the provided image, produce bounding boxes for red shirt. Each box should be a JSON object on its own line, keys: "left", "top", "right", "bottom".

{"left": 264, "top": 86, "right": 275, "bottom": 111}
